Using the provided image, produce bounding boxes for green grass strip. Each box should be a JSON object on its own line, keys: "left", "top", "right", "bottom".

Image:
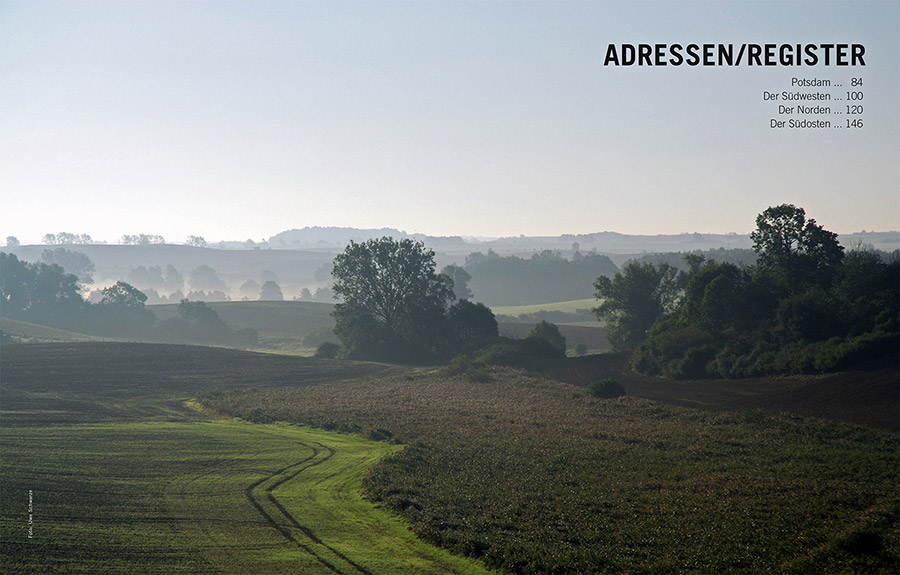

{"left": 0, "top": 419, "right": 494, "bottom": 575}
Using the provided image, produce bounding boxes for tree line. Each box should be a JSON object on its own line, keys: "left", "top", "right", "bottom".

{"left": 327, "top": 237, "right": 567, "bottom": 368}
{"left": 595, "top": 204, "right": 898, "bottom": 377}
{"left": 6, "top": 203, "right": 894, "bottom": 379}
{"left": 326, "top": 204, "right": 897, "bottom": 378}
{"left": 0, "top": 253, "right": 256, "bottom": 347}
{"left": 461, "top": 249, "right": 618, "bottom": 306}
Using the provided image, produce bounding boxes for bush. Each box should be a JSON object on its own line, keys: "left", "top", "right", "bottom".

{"left": 232, "top": 327, "right": 259, "bottom": 349}
{"left": 589, "top": 378, "right": 626, "bottom": 399}
{"left": 301, "top": 326, "right": 337, "bottom": 348}
{"left": 475, "top": 337, "right": 563, "bottom": 371}
{"left": 315, "top": 341, "right": 341, "bottom": 359}
{"left": 526, "top": 321, "right": 567, "bottom": 355}
{"left": 445, "top": 355, "right": 492, "bottom": 383}
{"left": 672, "top": 345, "right": 717, "bottom": 379}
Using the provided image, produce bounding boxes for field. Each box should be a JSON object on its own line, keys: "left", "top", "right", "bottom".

{"left": 0, "top": 343, "right": 490, "bottom": 575}
{"left": 2, "top": 342, "right": 898, "bottom": 574}
{"left": 0, "top": 317, "right": 106, "bottom": 344}
{"left": 150, "top": 301, "right": 337, "bottom": 353}
{"left": 489, "top": 299, "right": 611, "bottom": 354}
{"left": 491, "top": 299, "right": 597, "bottom": 318}
{"left": 1, "top": 421, "right": 492, "bottom": 575}
{"left": 199, "top": 365, "right": 900, "bottom": 574}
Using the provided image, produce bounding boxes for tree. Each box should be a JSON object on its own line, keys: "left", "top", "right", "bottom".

{"left": 526, "top": 320, "right": 567, "bottom": 355}
{"left": 6, "top": 236, "right": 19, "bottom": 247}
{"left": 121, "top": 234, "right": 165, "bottom": 245}
{"left": 750, "top": 204, "right": 843, "bottom": 286}
{"left": 0, "top": 253, "right": 84, "bottom": 324}
{"left": 681, "top": 261, "right": 750, "bottom": 332}
{"left": 830, "top": 249, "right": 899, "bottom": 336}
{"left": 464, "top": 250, "right": 618, "bottom": 306}
{"left": 98, "top": 281, "right": 148, "bottom": 309}
{"left": 128, "top": 265, "right": 167, "bottom": 290}
{"left": 259, "top": 280, "right": 284, "bottom": 301}
{"left": 42, "top": 248, "right": 95, "bottom": 285}
{"left": 157, "top": 299, "right": 253, "bottom": 345}
{"left": 593, "top": 261, "right": 680, "bottom": 351}
{"left": 239, "top": 279, "right": 261, "bottom": 300}
{"left": 447, "top": 299, "right": 498, "bottom": 351}
{"left": 95, "top": 281, "right": 155, "bottom": 335}
{"left": 1, "top": 252, "right": 33, "bottom": 317}
{"left": 189, "top": 265, "right": 228, "bottom": 292}
{"left": 165, "top": 265, "right": 184, "bottom": 292}
{"left": 186, "top": 235, "right": 207, "bottom": 248}
{"left": 331, "top": 237, "right": 454, "bottom": 361}
{"left": 312, "top": 286, "right": 333, "bottom": 302}
{"left": 442, "top": 264, "right": 473, "bottom": 300}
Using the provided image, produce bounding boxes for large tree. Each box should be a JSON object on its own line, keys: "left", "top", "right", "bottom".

{"left": 0, "top": 252, "right": 84, "bottom": 325}
{"left": 42, "top": 248, "right": 95, "bottom": 285}
{"left": 750, "top": 203, "right": 843, "bottom": 286}
{"left": 331, "top": 237, "right": 454, "bottom": 361}
{"left": 593, "top": 261, "right": 681, "bottom": 351}
{"left": 94, "top": 281, "right": 155, "bottom": 336}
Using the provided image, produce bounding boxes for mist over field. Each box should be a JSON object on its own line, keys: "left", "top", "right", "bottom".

{"left": 3, "top": 210, "right": 899, "bottom": 575}
{"left": 2, "top": 0, "right": 898, "bottom": 571}
{"left": 4, "top": 226, "right": 897, "bottom": 305}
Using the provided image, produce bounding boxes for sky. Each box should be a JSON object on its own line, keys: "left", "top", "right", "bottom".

{"left": 2, "top": 0, "right": 898, "bottom": 245}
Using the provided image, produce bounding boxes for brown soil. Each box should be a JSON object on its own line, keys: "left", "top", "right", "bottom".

{"left": 545, "top": 351, "right": 900, "bottom": 430}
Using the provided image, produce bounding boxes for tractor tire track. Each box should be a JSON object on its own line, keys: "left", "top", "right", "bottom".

{"left": 244, "top": 443, "right": 345, "bottom": 574}
{"left": 264, "top": 443, "right": 376, "bottom": 575}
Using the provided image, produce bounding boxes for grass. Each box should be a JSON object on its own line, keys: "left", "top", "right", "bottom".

{"left": 201, "top": 369, "right": 900, "bottom": 574}
{"left": 0, "top": 343, "right": 491, "bottom": 575}
{"left": 3, "top": 342, "right": 898, "bottom": 574}
{"left": 0, "top": 420, "right": 491, "bottom": 575}
{"left": 0, "top": 317, "right": 106, "bottom": 343}
{"left": 3, "top": 300, "right": 337, "bottom": 352}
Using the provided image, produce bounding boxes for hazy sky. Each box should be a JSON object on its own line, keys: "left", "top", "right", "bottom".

{"left": 2, "top": 0, "right": 898, "bottom": 244}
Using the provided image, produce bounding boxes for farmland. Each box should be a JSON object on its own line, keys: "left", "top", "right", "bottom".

{"left": 1, "top": 420, "right": 492, "bottom": 575}
{"left": 150, "top": 300, "right": 337, "bottom": 353}
{"left": 2, "top": 342, "right": 898, "bottom": 574}
{"left": 492, "top": 299, "right": 597, "bottom": 318}
{"left": 0, "top": 343, "right": 490, "bottom": 575}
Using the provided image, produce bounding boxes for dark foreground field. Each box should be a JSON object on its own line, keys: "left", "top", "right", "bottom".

{"left": 2, "top": 342, "right": 898, "bottom": 574}
{"left": 546, "top": 351, "right": 900, "bottom": 431}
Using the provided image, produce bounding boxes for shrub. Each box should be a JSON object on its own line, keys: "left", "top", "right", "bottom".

{"left": 232, "top": 327, "right": 259, "bottom": 348}
{"left": 301, "top": 326, "right": 337, "bottom": 348}
{"left": 475, "top": 337, "right": 563, "bottom": 371}
{"left": 315, "top": 341, "right": 341, "bottom": 359}
{"left": 672, "top": 345, "right": 717, "bottom": 379}
{"left": 526, "top": 320, "right": 567, "bottom": 355}
{"left": 445, "top": 355, "right": 492, "bottom": 383}
{"left": 589, "top": 378, "right": 626, "bottom": 398}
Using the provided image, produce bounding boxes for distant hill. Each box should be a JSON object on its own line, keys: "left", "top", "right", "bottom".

{"left": 5, "top": 229, "right": 895, "bottom": 305}
{"left": 468, "top": 230, "right": 899, "bottom": 264}
{"left": 268, "top": 226, "right": 470, "bottom": 250}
